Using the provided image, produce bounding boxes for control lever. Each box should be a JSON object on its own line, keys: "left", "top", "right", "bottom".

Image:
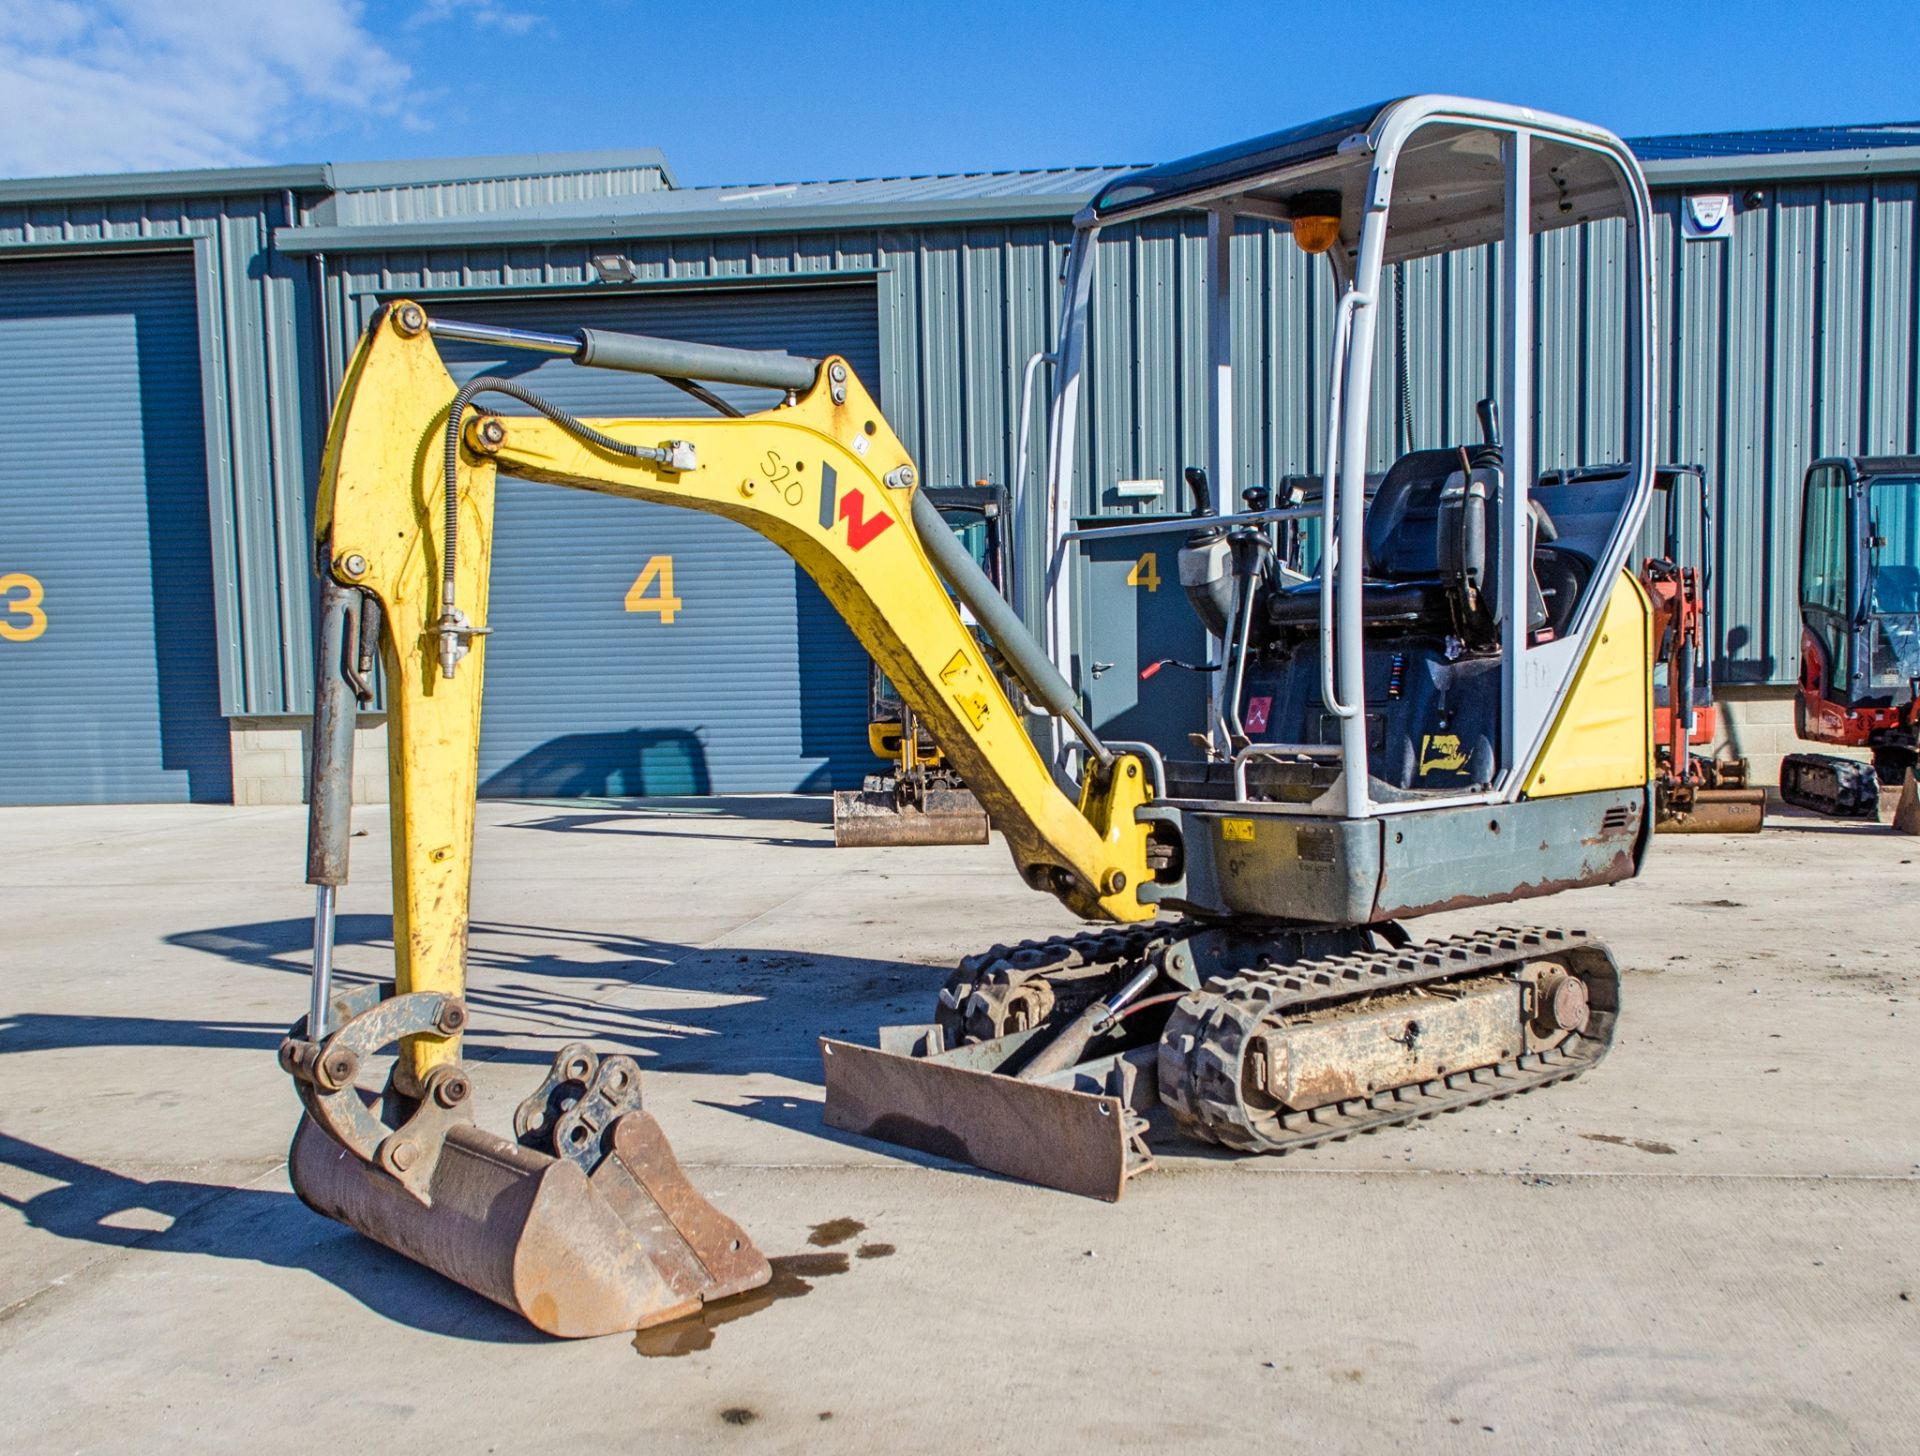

{"left": 1141, "top": 657, "right": 1220, "bottom": 680}
{"left": 1183, "top": 466, "right": 1213, "bottom": 517}
{"left": 1472, "top": 398, "right": 1503, "bottom": 471}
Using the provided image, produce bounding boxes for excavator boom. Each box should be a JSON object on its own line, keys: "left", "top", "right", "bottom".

{"left": 281, "top": 300, "right": 1154, "bottom": 1334}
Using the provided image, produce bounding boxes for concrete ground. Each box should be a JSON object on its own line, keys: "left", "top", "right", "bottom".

{"left": 1, "top": 797, "right": 1915, "bottom": 1455}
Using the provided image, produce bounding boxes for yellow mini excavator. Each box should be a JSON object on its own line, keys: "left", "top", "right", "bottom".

{"left": 280, "top": 96, "right": 1660, "bottom": 1337}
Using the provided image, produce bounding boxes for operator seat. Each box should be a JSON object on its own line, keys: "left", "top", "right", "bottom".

{"left": 1266, "top": 446, "right": 1582, "bottom": 642}
{"left": 1265, "top": 448, "right": 1466, "bottom": 633}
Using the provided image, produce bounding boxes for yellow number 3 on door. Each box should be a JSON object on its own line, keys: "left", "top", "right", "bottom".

{"left": 0, "top": 572, "right": 47, "bottom": 642}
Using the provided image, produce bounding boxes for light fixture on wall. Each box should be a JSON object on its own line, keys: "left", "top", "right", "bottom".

{"left": 589, "top": 252, "right": 637, "bottom": 284}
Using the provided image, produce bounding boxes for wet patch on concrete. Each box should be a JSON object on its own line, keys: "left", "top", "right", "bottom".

{"left": 634, "top": 1253, "right": 852, "bottom": 1357}
{"left": 1581, "top": 1132, "right": 1678, "bottom": 1155}
{"left": 806, "top": 1217, "right": 867, "bottom": 1248}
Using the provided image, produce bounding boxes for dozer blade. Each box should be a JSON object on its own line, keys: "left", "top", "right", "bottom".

{"left": 1655, "top": 786, "right": 1767, "bottom": 834}
{"left": 289, "top": 1109, "right": 769, "bottom": 1338}
{"left": 832, "top": 786, "right": 990, "bottom": 847}
{"left": 820, "top": 1026, "right": 1155, "bottom": 1201}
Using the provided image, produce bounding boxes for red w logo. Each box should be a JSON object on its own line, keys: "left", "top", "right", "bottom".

{"left": 837, "top": 489, "right": 895, "bottom": 551}
{"left": 818, "top": 463, "right": 895, "bottom": 552}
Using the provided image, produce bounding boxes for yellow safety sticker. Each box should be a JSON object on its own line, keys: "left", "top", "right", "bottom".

{"left": 1221, "top": 818, "right": 1256, "bottom": 842}
{"left": 1419, "top": 733, "right": 1468, "bottom": 776}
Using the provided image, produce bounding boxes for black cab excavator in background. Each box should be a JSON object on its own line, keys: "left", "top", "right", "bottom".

{"left": 280, "top": 96, "right": 1663, "bottom": 1338}
{"left": 1783, "top": 456, "right": 1920, "bottom": 817}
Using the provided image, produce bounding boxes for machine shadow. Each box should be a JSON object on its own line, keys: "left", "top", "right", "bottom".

{"left": 156, "top": 913, "right": 952, "bottom": 1081}
{"left": 485, "top": 792, "right": 836, "bottom": 848}
{"left": 0, "top": 1131, "right": 543, "bottom": 1343}
{"left": 479, "top": 729, "right": 711, "bottom": 799}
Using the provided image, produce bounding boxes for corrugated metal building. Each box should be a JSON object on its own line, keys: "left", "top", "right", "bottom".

{"left": 2, "top": 122, "right": 1916, "bottom": 803}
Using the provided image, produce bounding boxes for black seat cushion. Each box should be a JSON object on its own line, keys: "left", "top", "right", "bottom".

{"left": 1266, "top": 577, "right": 1454, "bottom": 632}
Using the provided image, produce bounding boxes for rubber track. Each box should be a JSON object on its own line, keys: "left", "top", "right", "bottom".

{"left": 1157, "top": 927, "right": 1620, "bottom": 1154}
{"left": 952, "top": 924, "right": 1166, "bottom": 983}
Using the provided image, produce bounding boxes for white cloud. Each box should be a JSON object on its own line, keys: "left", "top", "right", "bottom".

{"left": 409, "top": 0, "right": 541, "bottom": 36}
{"left": 0, "top": 0, "right": 416, "bottom": 176}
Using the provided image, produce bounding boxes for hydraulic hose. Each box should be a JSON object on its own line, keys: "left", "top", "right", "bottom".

{"left": 439, "top": 375, "right": 673, "bottom": 616}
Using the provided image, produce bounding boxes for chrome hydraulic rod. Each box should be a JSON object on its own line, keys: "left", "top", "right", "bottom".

{"left": 425, "top": 315, "right": 821, "bottom": 392}
{"left": 1016, "top": 958, "right": 1161, "bottom": 1082}
{"left": 309, "top": 885, "right": 337, "bottom": 1039}
{"left": 423, "top": 318, "right": 579, "bottom": 355}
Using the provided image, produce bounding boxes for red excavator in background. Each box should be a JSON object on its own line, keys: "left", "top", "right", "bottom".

{"left": 1782, "top": 455, "right": 1920, "bottom": 818}
{"left": 1639, "top": 464, "right": 1764, "bottom": 832}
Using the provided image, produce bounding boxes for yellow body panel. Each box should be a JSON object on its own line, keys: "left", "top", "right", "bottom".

{"left": 314, "top": 305, "right": 1154, "bottom": 1073}
{"left": 1522, "top": 571, "right": 1655, "bottom": 799}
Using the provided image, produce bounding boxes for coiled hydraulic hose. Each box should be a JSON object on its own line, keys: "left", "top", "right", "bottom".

{"left": 439, "top": 375, "right": 673, "bottom": 617}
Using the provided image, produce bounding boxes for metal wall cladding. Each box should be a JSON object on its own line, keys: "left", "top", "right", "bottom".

{"left": 0, "top": 164, "right": 673, "bottom": 723}
{"left": 324, "top": 222, "right": 1079, "bottom": 626}
{"left": 303, "top": 181, "right": 1920, "bottom": 721}
{"left": 11, "top": 159, "right": 1914, "bottom": 747}
{"left": 328, "top": 165, "right": 672, "bottom": 226}
{"left": 425, "top": 284, "right": 882, "bottom": 796}
{"left": 1068, "top": 184, "right": 1920, "bottom": 687}
{"left": 0, "top": 252, "right": 232, "bottom": 803}
{"left": 0, "top": 188, "right": 328, "bottom": 718}
{"left": 1653, "top": 181, "right": 1920, "bottom": 683}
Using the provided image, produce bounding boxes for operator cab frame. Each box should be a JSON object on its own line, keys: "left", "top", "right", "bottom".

{"left": 1039, "top": 96, "right": 1657, "bottom": 827}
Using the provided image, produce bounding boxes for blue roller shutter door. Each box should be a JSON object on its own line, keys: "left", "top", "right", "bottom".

{"left": 428, "top": 283, "right": 879, "bottom": 797}
{"left": 0, "top": 252, "right": 230, "bottom": 805}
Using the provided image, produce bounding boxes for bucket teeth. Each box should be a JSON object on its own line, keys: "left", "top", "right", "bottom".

{"left": 290, "top": 1104, "right": 768, "bottom": 1338}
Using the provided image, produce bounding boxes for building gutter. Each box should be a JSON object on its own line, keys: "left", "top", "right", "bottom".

{"left": 1642, "top": 146, "right": 1920, "bottom": 187}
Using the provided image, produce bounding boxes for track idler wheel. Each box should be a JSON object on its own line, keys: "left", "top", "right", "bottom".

{"left": 280, "top": 985, "right": 768, "bottom": 1337}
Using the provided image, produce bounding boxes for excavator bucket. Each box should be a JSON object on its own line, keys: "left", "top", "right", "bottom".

{"left": 832, "top": 785, "right": 991, "bottom": 846}
{"left": 1655, "top": 786, "right": 1767, "bottom": 834}
{"left": 285, "top": 1029, "right": 769, "bottom": 1339}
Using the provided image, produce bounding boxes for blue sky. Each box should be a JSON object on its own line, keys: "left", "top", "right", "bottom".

{"left": 2, "top": 1, "right": 1917, "bottom": 182}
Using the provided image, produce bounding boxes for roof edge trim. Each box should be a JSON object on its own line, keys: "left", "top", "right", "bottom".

{"left": 274, "top": 192, "right": 1090, "bottom": 253}
{"left": 0, "top": 163, "right": 331, "bottom": 204}
{"left": 1642, "top": 146, "right": 1920, "bottom": 185}
{"left": 325, "top": 148, "right": 675, "bottom": 191}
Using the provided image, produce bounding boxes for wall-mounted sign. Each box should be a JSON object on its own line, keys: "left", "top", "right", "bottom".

{"left": 1682, "top": 193, "right": 1733, "bottom": 241}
